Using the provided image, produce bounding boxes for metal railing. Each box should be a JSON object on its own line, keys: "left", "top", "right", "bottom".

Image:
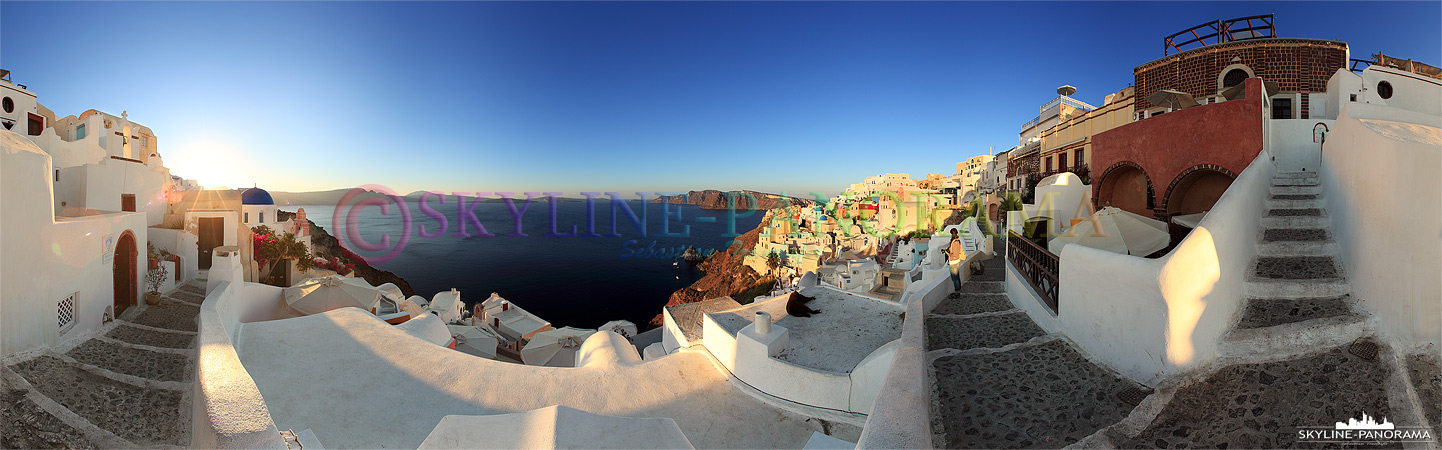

{"left": 1006, "top": 231, "right": 1059, "bottom": 314}
{"left": 1164, "top": 14, "right": 1275, "bottom": 56}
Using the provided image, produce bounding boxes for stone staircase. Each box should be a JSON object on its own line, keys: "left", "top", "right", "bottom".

{"left": 927, "top": 257, "right": 1148, "bottom": 449}
{"left": 1222, "top": 171, "right": 1369, "bottom": 360}
{"left": 2, "top": 274, "right": 207, "bottom": 448}
{"left": 1105, "top": 172, "right": 1439, "bottom": 448}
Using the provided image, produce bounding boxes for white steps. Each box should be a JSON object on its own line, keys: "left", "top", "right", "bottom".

{"left": 1244, "top": 277, "right": 1351, "bottom": 298}
{"left": 1220, "top": 313, "right": 1371, "bottom": 361}
{"left": 1269, "top": 185, "right": 1322, "bottom": 195}
{"left": 1260, "top": 215, "right": 1330, "bottom": 229}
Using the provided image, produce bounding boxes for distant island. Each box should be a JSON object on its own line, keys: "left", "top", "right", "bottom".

{"left": 263, "top": 188, "right": 819, "bottom": 209}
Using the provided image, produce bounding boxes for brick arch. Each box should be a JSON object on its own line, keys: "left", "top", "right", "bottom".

{"left": 1161, "top": 164, "right": 1238, "bottom": 215}
{"left": 1096, "top": 161, "right": 1155, "bottom": 216}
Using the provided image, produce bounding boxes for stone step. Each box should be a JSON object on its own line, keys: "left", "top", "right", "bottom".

{"left": 1245, "top": 277, "right": 1350, "bottom": 298}
{"left": 177, "top": 283, "right": 205, "bottom": 296}
{"left": 1221, "top": 312, "right": 1370, "bottom": 361}
{"left": 128, "top": 301, "right": 200, "bottom": 333}
{"left": 1276, "top": 171, "right": 1319, "bottom": 178}
{"left": 104, "top": 324, "right": 195, "bottom": 349}
{"left": 931, "top": 293, "right": 1014, "bottom": 316}
{"left": 1261, "top": 215, "right": 1331, "bottom": 229}
{"left": 1256, "top": 239, "right": 1338, "bottom": 257}
{"left": 1262, "top": 228, "right": 1330, "bottom": 242}
{"left": 1270, "top": 185, "right": 1322, "bottom": 196}
{"left": 1266, "top": 208, "right": 1324, "bottom": 217}
{"left": 1265, "top": 197, "right": 1325, "bottom": 209}
{"left": 932, "top": 339, "right": 1144, "bottom": 449}
{"left": 8, "top": 356, "right": 187, "bottom": 447}
{"left": 926, "top": 312, "right": 1045, "bottom": 351}
{"left": 957, "top": 281, "right": 1005, "bottom": 294}
{"left": 1252, "top": 256, "right": 1340, "bottom": 280}
{"left": 1271, "top": 178, "right": 1320, "bottom": 187}
{"left": 1236, "top": 296, "right": 1355, "bottom": 329}
{"left": 64, "top": 340, "right": 190, "bottom": 383}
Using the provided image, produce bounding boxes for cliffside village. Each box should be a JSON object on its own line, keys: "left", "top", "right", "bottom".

{"left": 2, "top": 14, "right": 1439, "bottom": 450}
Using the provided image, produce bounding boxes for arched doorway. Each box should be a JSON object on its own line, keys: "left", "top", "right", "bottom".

{"left": 1164, "top": 168, "right": 1235, "bottom": 216}
{"left": 1097, "top": 163, "right": 1153, "bottom": 217}
{"left": 113, "top": 231, "right": 138, "bottom": 315}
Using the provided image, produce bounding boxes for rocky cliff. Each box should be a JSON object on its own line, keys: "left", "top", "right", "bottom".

{"left": 653, "top": 190, "right": 815, "bottom": 211}
{"left": 648, "top": 215, "right": 771, "bottom": 328}
{"left": 278, "top": 210, "right": 417, "bottom": 298}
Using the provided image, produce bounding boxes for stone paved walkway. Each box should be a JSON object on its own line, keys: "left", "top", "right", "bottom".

{"left": 928, "top": 256, "right": 1147, "bottom": 449}
{"left": 2, "top": 274, "right": 206, "bottom": 448}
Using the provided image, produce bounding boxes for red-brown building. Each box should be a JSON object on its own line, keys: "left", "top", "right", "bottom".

{"left": 1093, "top": 17, "right": 1348, "bottom": 225}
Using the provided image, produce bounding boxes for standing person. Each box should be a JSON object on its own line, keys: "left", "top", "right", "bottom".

{"left": 944, "top": 228, "right": 966, "bottom": 291}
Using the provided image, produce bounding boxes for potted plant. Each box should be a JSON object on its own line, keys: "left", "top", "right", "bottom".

{"left": 147, "top": 243, "right": 161, "bottom": 270}
{"left": 145, "top": 265, "right": 168, "bottom": 305}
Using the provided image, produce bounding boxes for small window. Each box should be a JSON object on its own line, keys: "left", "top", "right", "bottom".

{"left": 2, "top": 97, "right": 12, "bottom": 113}
{"left": 121, "top": 194, "right": 136, "bottom": 212}
{"left": 1151, "top": 110, "right": 1165, "bottom": 117}
{"left": 1045, "top": 157, "right": 1052, "bottom": 172}
{"left": 259, "top": 212, "right": 264, "bottom": 223}
{"left": 1075, "top": 149, "right": 1085, "bottom": 167}
{"left": 1058, "top": 155, "right": 1068, "bottom": 171}
{"left": 244, "top": 212, "right": 249, "bottom": 223}
{"left": 58, "top": 293, "right": 76, "bottom": 333}
{"left": 1350, "top": 94, "right": 1358, "bottom": 102}
{"left": 54, "top": 169, "right": 59, "bottom": 182}
{"left": 76, "top": 124, "right": 86, "bottom": 139}
{"left": 1272, "top": 98, "right": 1293, "bottom": 119}
{"left": 1377, "top": 81, "right": 1393, "bottom": 99}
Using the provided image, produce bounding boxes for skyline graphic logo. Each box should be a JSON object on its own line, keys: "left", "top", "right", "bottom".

{"left": 1295, "top": 411, "right": 1431, "bottom": 444}
{"left": 1334, "top": 412, "right": 1394, "bottom": 430}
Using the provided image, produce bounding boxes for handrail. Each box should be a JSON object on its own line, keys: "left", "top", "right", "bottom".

{"left": 1005, "top": 231, "right": 1059, "bottom": 313}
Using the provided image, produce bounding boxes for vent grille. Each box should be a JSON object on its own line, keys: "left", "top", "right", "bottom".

{"left": 58, "top": 293, "right": 77, "bottom": 333}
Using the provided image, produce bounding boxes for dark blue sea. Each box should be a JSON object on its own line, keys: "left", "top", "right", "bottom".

{"left": 290, "top": 199, "right": 763, "bottom": 330}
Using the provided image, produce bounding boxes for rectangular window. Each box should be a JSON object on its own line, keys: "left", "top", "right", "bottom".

{"left": 55, "top": 170, "right": 59, "bottom": 182}
{"left": 1272, "top": 98, "right": 1293, "bottom": 119}
{"left": 1059, "top": 155, "right": 1068, "bottom": 171}
{"left": 121, "top": 194, "right": 136, "bottom": 212}
{"left": 244, "top": 212, "right": 249, "bottom": 223}
{"left": 1045, "top": 157, "right": 1052, "bottom": 172}
{"left": 1076, "top": 149, "right": 1085, "bottom": 167}
{"left": 259, "top": 212, "right": 264, "bottom": 223}
{"left": 76, "top": 124, "right": 86, "bottom": 140}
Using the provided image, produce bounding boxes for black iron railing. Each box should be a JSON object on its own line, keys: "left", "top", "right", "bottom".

{"left": 1006, "top": 231, "right": 1059, "bottom": 314}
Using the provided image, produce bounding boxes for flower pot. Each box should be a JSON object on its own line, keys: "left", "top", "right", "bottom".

{"left": 148, "top": 259, "right": 159, "bottom": 270}
{"left": 145, "top": 292, "right": 163, "bottom": 306}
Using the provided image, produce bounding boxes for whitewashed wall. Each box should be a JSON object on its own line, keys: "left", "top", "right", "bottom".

{"left": 1321, "top": 100, "right": 1442, "bottom": 350}
{"left": 1018, "top": 152, "right": 1273, "bottom": 385}
{"left": 2, "top": 130, "right": 149, "bottom": 356}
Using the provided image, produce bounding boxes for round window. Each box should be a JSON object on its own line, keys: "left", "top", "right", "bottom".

{"left": 2, "top": 97, "right": 13, "bottom": 113}
{"left": 1377, "top": 81, "right": 1393, "bottom": 99}
{"left": 1222, "top": 69, "right": 1249, "bottom": 88}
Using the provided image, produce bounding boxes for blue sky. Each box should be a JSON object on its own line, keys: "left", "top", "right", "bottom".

{"left": 3, "top": 2, "right": 1438, "bottom": 196}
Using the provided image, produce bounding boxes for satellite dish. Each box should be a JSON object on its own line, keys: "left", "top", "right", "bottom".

{"left": 1057, "top": 85, "right": 1077, "bottom": 97}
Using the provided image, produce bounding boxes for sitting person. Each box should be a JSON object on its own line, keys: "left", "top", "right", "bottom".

{"left": 786, "top": 291, "right": 821, "bottom": 317}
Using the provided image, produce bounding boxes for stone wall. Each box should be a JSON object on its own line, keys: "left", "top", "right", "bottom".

{"left": 1134, "top": 38, "right": 1348, "bottom": 119}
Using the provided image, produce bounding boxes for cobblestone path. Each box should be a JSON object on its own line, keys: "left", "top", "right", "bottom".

{"left": 2, "top": 274, "right": 206, "bottom": 449}
{"left": 928, "top": 257, "right": 1147, "bottom": 449}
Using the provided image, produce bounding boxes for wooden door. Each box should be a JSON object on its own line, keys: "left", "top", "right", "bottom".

{"left": 198, "top": 217, "right": 224, "bottom": 270}
{"left": 113, "top": 233, "right": 137, "bottom": 315}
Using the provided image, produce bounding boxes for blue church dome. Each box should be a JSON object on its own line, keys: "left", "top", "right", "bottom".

{"left": 241, "top": 187, "right": 274, "bottom": 205}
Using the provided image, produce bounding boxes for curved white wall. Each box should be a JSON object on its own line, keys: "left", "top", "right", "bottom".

{"left": 1023, "top": 151, "right": 1273, "bottom": 384}
{"left": 1320, "top": 101, "right": 1442, "bottom": 350}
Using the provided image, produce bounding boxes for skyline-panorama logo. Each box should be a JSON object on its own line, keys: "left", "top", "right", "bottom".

{"left": 1295, "top": 412, "right": 1432, "bottom": 444}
